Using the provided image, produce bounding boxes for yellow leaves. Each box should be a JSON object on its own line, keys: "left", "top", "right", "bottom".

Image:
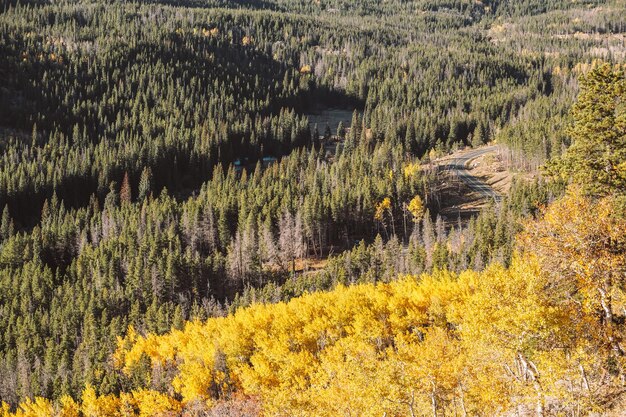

{"left": 115, "top": 325, "right": 151, "bottom": 374}
{"left": 299, "top": 64, "right": 311, "bottom": 74}
{"left": 392, "top": 327, "right": 463, "bottom": 396}
{"left": 20, "top": 51, "right": 62, "bottom": 65}
{"left": 117, "top": 275, "right": 485, "bottom": 415}
{"left": 81, "top": 386, "right": 121, "bottom": 417}
{"left": 173, "top": 359, "right": 217, "bottom": 404}
{"left": 374, "top": 197, "right": 391, "bottom": 221}
{"left": 403, "top": 161, "right": 421, "bottom": 178}
{"left": 185, "top": 27, "right": 219, "bottom": 38}
{"left": 48, "top": 386, "right": 182, "bottom": 417}
{"left": 11, "top": 398, "right": 54, "bottom": 417}
{"left": 58, "top": 396, "right": 80, "bottom": 417}
{"left": 111, "top": 280, "right": 436, "bottom": 413}
{"left": 307, "top": 337, "right": 385, "bottom": 417}
{"left": 407, "top": 195, "right": 424, "bottom": 222}
{"left": 242, "top": 36, "right": 253, "bottom": 46}
{"left": 1, "top": 403, "right": 11, "bottom": 417}
{"left": 11, "top": 186, "right": 626, "bottom": 416}
{"left": 516, "top": 188, "right": 626, "bottom": 394}
{"left": 78, "top": 388, "right": 99, "bottom": 417}
{"left": 519, "top": 187, "right": 626, "bottom": 313}
{"left": 118, "top": 322, "right": 224, "bottom": 405}
{"left": 197, "top": 27, "right": 219, "bottom": 37}
{"left": 132, "top": 390, "right": 181, "bottom": 417}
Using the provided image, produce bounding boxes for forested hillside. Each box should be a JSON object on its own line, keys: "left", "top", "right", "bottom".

{"left": 111, "top": 189, "right": 626, "bottom": 417}
{"left": 0, "top": 0, "right": 624, "bottom": 415}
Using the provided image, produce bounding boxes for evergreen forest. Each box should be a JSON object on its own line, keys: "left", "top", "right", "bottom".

{"left": 0, "top": 0, "right": 625, "bottom": 415}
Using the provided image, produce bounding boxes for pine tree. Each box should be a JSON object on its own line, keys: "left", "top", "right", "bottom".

{"left": 104, "top": 182, "right": 119, "bottom": 210}
{"left": 120, "top": 173, "right": 132, "bottom": 205}
{"left": 337, "top": 121, "right": 346, "bottom": 139}
{"left": 472, "top": 122, "right": 484, "bottom": 147}
{"left": 138, "top": 167, "right": 153, "bottom": 201}
{"left": 0, "top": 205, "right": 14, "bottom": 241}
{"left": 324, "top": 124, "right": 332, "bottom": 140}
{"left": 31, "top": 123, "right": 38, "bottom": 147}
{"left": 553, "top": 63, "right": 626, "bottom": 196}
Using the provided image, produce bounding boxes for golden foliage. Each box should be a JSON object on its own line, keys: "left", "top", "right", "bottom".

{"left": 9, "top": 398, "right": 54, "bottom": 417}
{"left": 4, "top": 190, "right": 626, "bottom": 416}
{"left": 407, "top": 195, "right": 424, "bottom": 222}
{"left": 403, "top": 162, "right": 421, "bottom": 178}
{"left": 374, "top": 197, "right": 391, "bottom": 221}
{"left": 518, "top": 188, "right": 626, "bottom": 401}
{"left": 81, "top": 386, "right": 121, "bottom": 417}
{"left": 132, "top": 390, "right": 181, "bottom": 417}
{"left": 112, "top": 190, "right": 626, "bottom": 415}
{"left": 58, "top": 396, "right": 80, "bottom": 417}
{"left": 112, "top": 268, "right": 515, "bottom": 415}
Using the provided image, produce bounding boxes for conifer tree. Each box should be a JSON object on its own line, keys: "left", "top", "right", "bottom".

{"left": 553, "top": 63, "right": 626, "bottom": 196}
{"left": 138, "top": 168, "right": 153, "bottom": 201}
{"left": 0, "top": 205, "right": 14, "bottom": 241}
{"left": 120, "top": 173, "right": 132, "bottom": 205}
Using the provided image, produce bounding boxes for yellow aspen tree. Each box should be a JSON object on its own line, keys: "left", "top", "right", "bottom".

{"left": 13, "top": 398, "right": 54, "bottom": 417}
{"left": 407, "top": 195, "right": 424, "bottom": 222}
{"left": 518, "top": 188, "right": 626, "bottom": 405}
{"left": 58, "top": 396, "right": 80, "bottom": 417}
{"left": 132, "top": 390, "right": 181, "bottom": 417}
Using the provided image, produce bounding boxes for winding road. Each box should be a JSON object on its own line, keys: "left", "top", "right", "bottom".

{"left": 441, "top": 146, "right": 500, "bottom": 201}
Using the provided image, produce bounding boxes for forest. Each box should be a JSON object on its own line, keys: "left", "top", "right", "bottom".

{"left": 0, "top": 0, "right": 625, "bottom": 415}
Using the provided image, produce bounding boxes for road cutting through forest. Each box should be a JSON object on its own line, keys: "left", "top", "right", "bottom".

{"left": 440, "top": 145, "right": 501, "bottom": 202}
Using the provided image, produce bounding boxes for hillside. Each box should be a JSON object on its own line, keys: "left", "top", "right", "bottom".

{"left": 3, "top": 187, "right": 626, "bottom": 416}
{"left": 0, "top": 0, "right": 624, "bottom": 415}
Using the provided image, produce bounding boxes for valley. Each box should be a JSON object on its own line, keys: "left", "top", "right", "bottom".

{"left": 0, "top": 0, "right": 624, "bottom": 416}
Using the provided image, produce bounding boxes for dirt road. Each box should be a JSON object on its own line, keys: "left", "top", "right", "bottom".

{"left": 441, "top": 146, "right": 500, "bottom": 201}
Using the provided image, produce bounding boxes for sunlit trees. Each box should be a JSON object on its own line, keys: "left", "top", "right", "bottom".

{"left": 100, "top": 187, "right": 626, "bottom": 417}
{"left": 519, "top": 189, "right": 626, "bottom": 406}
{"left": 375, "top": 197, "right": 395, "bottom": 238}
{"left": 407, "top": 195, "right": 424, "bottom": 222}
{"left": 0, "top": 0, "right": 622, "bottom": 410}
{"left": 553, "top": 63, "right": 626, "bottom": 196}
{"left": 278, "top": 209, "right": 304, "bottom": 275}
{"left": 4, "top": 188, "right": 626, "bottom": 415}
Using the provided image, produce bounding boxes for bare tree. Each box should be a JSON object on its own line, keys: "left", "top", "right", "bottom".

{"left": 199, "top": 206, "right": 218, "bottom": 254}
{"left": 422, "top": 210, "right": 435, "bottom": 269}
{"left": 279, "top": 209, "right": 305, "bottom": 275}
{"left": 226, "top": 221, "right": 258, "bottom": 288}
{"left": 259, "top": 220, "right": 279, "bottom": 270}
